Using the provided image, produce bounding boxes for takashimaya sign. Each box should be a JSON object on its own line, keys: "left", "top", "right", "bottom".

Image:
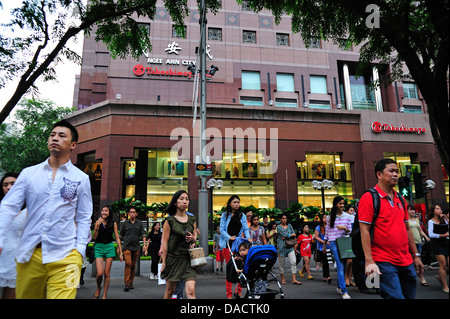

{"left": 134, "top": 42, "right": 214, "bottom": 79}
{"left": 371, "top": 121, "right": 426, "bottom": 135}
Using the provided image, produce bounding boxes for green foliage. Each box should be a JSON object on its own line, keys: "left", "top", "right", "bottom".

{"left": 148, "top": 201, "right": 169, "bottom": 214}
{"left": 0, "top": 0, "right": 222, "bottom": 124}
{"left": 259, "top": 207, "right": 283, "bottom": 220}
{"left": 0, "top": 98, "right": 74, "bottom": 172}
{"left": 110, "top": 195, "right": 156, "bottom": 217}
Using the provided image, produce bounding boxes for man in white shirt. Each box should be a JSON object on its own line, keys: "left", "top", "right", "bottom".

{"left": 0, "top": 120, "right": 93, "bottom": 299}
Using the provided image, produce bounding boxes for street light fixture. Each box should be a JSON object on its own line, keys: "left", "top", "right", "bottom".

{"left": 424, "top": 179, "right": 436, "bottom": 190}
{"left": 422, "top": 179, "right": 435, "bottom": 213}
{"left": 312, "top": 179, "right": 334, "bottom": 213}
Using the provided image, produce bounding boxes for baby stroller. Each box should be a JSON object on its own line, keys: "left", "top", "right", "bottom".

{"left": 227, "top": 238, "right": 285, "bottom": 299}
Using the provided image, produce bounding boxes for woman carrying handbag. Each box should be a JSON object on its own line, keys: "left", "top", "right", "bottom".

{"left": 160, "top": 190, "right": 197, "bottom": 299}
{"left": 276, "top": 214, "right": 301, "bottom": 285}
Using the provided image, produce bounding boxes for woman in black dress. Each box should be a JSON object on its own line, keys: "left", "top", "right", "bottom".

{"left": 427, "top": 204, "right": 449, "bottom": 293}
{"left": 144, "top": 222, "right": 162, "bottom": 280}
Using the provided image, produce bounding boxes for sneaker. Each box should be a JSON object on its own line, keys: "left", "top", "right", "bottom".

{"left": 124, "top": 285, "right": 130, "bottom": 292}
{"left": 150, "top": 273, "right": 155, "bottom": 280}
{"left": 342, "top": 293, "right": 351, "bottom": 299}
{"left": 336, "top": 287, "right": 342, "bottom": 295}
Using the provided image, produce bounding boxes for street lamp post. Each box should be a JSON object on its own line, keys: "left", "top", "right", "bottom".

{"left": 312, "top": 179, "right": 334, "bottom": 213}
{"left": 195, "top": 0, "right": 219, "bottom": 255}
{"left": 422, "top": 179, "right": 435, "bottom": 213}
{"left": 206, "top": 178, "right": 223, "bottom": 239}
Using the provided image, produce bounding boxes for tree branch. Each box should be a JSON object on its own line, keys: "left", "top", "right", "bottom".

{"left": 0, "top": 0, "right": 158, "bottom": 124}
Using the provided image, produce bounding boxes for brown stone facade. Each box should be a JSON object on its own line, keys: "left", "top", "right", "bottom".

{"left": 67, "top": 101, "right": 446, "bottom": 212}
{"left": 69, "top": 1, "right": 447, "bottom": 213}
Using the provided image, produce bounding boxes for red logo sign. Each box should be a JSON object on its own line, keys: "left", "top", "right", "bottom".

{"left": 132, "top": 65, "right": 193, "bottom": 79}
{"left": 371, "top": 122, "right": 426, "bottom": 134}
{"left": 133, "top": 64, "right": 145, "bottom": 76}
{"left": 371, "top": 121, "right": 383, "bottom": 133}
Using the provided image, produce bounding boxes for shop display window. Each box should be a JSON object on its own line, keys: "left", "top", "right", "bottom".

{"left": 210, "top": 150, "right": 275, "bottom": 210}
{"left": 145, "top": 149, "right": 188, "bottom": 205}
{"left": 296, "top": 153, "right": 353, "bottom": 211}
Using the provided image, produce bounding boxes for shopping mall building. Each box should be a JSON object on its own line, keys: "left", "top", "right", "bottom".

{"left": 67, "top": 0, "right": 449, "bottom": 216}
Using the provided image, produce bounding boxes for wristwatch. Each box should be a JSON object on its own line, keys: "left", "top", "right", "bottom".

{"left": 414, "top": 253, "right": 421, "bottom": 257}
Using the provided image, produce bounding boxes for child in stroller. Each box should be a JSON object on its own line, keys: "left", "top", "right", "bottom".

{"left": 227, "top": 238, "right": 285, "bottom": 299}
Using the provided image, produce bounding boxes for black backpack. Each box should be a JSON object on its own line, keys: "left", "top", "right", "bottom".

{"left": 351, "top": 188, "right": 405, "bottom": 260}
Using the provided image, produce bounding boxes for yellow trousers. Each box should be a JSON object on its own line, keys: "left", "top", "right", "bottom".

{"left": 16, "top": 248, "right": 82, "bottom": 299}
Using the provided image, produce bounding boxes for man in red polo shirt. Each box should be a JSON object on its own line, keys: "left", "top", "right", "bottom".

{"left": 359, "top": 158, "right": 424, "bottom": 299}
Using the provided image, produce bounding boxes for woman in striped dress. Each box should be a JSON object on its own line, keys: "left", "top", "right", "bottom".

{"left": 325, "top": 196, "right": 352, "bottom": 299}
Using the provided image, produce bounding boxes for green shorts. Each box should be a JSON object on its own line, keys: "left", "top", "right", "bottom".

{"left": 94, "top": 242, "right": 116, "bottom": 259}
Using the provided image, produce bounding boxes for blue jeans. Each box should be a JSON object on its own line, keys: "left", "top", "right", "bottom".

{"left": 329, "top": 241, "right": 347, "bottom": 294}
{"left": 376, "top": 262, "right": 417, "bottom": 299}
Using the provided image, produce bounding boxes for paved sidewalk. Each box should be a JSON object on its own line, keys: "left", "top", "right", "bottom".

{"left": 76, "top": 260, "right": 448, "bottom": 300}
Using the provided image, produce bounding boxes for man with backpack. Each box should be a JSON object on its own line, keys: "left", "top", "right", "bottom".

{"left": 357, "top": 158, "right": 424, "bottom": 299}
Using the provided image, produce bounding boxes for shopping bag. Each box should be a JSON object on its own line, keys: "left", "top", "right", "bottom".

{"left": 158, "top": 261, "right": 166, "bottom": 285}
{"left": 336, "top": 236, "right": 356, "bottom": 259}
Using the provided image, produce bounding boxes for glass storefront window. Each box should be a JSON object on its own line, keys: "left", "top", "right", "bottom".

{"left": 212, "top": 180, "right": 275, "bottom": 211}
{"left": 210, "top": 151, "right": 275, "bottom": 209}
{"left": 147, "top": 178, "right": 187, "bottom": 204}
{"left": 145, "top": 149, "right": 188, "bottom": 205}
{"left": 82, "top": 153, "right": 102, "bottom": 208}
{"left": 383, "top": 152, "right": 411, "bottom": 177}
{"left": 297, "top": 153, "right": 353, "bottom": 211}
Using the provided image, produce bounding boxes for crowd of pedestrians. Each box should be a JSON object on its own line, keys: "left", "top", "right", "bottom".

{"left": 0, "top": 129, "right": 448, "bottom": 301}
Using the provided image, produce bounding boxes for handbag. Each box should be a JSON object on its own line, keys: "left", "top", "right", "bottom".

{"left": 188, "top": 245, "right": 207, "bottom": 268}
{"left": 336, "top": 236, "right": 356, "bottom": 259}
{"left": 285, "top": 237, "right": 297, "bottom": 247}
{"left": 283, "top": 224, "right": 296, "bottom": 247}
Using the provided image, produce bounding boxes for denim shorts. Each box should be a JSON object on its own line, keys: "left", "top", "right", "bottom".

{"left": 94, "top": 242, "right": 116, "bottom": 259}
{"left": 376, "top": 261, "right": 417, "bottom": 299}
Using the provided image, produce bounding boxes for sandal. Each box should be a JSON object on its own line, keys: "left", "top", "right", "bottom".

{"left": 292, "top": 281, "right": 302, "bottom": 285}
{"left": 420, "top": 281, "right": 429, "bottom": 287}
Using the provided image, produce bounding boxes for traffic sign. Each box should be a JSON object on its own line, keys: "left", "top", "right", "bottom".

{"left": 195, "top": 163, "right": 212, "bottom": 176}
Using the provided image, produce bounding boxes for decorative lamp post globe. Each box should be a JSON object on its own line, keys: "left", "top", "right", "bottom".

{"left": 312, "top": 179, "right": 334, "bottom": 213}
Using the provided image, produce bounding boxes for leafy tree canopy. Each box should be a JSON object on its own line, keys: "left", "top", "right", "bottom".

{"left": 0, "top": 98, "right": 74, "bottom": 172}
{"left": 0, "top": 0, "right": 221, "bottom": 123}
